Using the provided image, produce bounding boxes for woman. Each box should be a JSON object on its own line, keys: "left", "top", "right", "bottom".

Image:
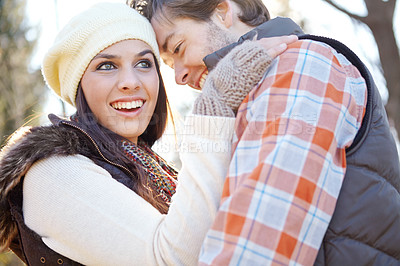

{"left": 0, "top": 2, "right": 295, "bottom": 265}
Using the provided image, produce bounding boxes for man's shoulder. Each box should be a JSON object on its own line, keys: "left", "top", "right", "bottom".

{"left": 247, "top": 38, "right": 361, "bottom": 99}
{"left": 274, "top": 38, "right": 356, "bottom": 77}
{"left": 285, "top": 38, "right": 339, "bottom": 60}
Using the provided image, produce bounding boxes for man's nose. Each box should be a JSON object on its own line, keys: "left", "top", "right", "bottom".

{"left": 174, "top": 65, "right": 189, "bottom": 85}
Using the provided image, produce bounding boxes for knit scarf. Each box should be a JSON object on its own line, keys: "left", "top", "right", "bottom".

{"left": 121, "top": 140, "right": 178, "bottom": 204}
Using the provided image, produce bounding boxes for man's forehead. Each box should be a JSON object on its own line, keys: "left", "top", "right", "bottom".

{"left": 152, "top": 14, "right": 189, "bottom": 51}
{"left": 151, "top": 18, "right": 176, "bottom": 52}
{"left": 150, "top": 8, "right": 176, "bottom": 30}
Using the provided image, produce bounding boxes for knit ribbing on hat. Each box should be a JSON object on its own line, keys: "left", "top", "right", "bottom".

{"left": 193, "top": 40, "right": 273, "bottom": 117}
{"left": 41, "top": 3, "right": 160, "bottom": 107}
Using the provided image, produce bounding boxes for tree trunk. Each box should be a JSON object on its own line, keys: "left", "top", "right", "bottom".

{"left": 364, "top": 0, "right": 400, "bottom": 134}
{"left": 321, "top": 0, "right": 400, "bottom": 134}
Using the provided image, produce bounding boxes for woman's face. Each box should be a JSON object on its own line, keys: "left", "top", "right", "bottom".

{"left": 81, "top": 40, "right": 159, "bottom": 144}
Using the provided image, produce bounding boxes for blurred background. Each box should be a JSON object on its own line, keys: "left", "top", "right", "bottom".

{"left": 1, "top": 0, "right": 399, "bottom": 264}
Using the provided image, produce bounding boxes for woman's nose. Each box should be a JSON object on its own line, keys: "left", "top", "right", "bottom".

{"left": 118, "top": 69, "right": 140, "bottom": 91}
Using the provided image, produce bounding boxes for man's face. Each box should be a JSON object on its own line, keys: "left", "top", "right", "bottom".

{"left": 151, "top": 14, "right": 236, "bottom": 90}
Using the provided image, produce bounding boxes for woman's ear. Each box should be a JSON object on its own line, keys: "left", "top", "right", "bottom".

{"left": 214, "top": 0, "right": 233, "bottom": 28}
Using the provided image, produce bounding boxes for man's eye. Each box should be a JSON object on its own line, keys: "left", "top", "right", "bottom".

{"left": 173, "top": 43, "right": 181, "bottom": 54}
{"left": 97, "top": 62, "right": 115, "bottom": 70}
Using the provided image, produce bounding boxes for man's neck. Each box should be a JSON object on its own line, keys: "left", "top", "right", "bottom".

{"left": 230, "top": 22, "right": 255, "bottom": 39}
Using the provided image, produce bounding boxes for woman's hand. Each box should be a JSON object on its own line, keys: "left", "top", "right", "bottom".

{"left": 256, "top": 35, "right": 298, "bottom": 58}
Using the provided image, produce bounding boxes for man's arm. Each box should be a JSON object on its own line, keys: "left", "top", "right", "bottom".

{"left": 199, "top": 39, "right": 367, "bottom": 265}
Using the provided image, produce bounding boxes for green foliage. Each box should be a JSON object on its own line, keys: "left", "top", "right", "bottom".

{"left": 0, "top": 0, "right": 45, "bottom": 146}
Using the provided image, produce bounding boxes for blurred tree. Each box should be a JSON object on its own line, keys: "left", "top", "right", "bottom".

{"left": 0, "top": 0, "right": 43, "bottom": 263}
{"left": 0, "top": 0, "right": 45, "bottom": 147}
{"left": 270, "top": 0, "right": 304, "bottom": 26}
{"left": 321, "top": 0, "right": 400, "bottom": 135}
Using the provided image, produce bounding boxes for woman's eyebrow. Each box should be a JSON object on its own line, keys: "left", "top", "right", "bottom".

{"left": 92, "top": 49, "right": 153, "bottom": 61}
{"left": 138, "top": 49, "right": 153, "bottom": 57}
{"left": 92, "top": 53, "right": 120, "bottom": 60}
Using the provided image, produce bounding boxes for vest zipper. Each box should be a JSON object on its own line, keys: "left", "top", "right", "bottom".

{"left": 60, "top": 121, "right": 135, "bottom": 178}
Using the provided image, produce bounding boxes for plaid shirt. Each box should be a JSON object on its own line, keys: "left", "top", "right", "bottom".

{"left": 199, "top": 40, "right": 367, "bottom": 265}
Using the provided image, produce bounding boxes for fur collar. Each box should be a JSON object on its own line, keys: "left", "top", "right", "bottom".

{"left": 0, "top": 117, "right": 91, "bottom": 251}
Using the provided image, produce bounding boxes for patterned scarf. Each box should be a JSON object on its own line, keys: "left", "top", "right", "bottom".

{"left": 121, "top": 140, "right": 178, "bottom": 204}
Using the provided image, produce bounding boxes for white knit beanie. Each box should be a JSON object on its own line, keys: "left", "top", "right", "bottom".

{"left": 42, "top": 2, "right": 160, "bottom": 107}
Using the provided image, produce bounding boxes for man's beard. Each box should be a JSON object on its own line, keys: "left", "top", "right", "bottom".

{"left": 204, "top": 21, "right": 237, "bottom": 56}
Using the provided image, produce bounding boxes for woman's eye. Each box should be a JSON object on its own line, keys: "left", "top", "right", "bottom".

{"left": 97, "top": 62, "right": 115, "bottom": 70}
{"left": 136, "top": 60, "right": 152, "bottom": 69}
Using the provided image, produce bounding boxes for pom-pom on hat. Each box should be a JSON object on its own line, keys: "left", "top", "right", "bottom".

{"left": 42, "top": 2, "right": 160, "bottom": 107}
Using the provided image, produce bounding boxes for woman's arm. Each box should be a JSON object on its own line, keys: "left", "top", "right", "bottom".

{"left": 23, "top": 115, "right": 235, "bottom": 266}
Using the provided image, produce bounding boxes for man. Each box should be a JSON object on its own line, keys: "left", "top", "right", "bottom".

{"left": 130, "top": 0, "right": 400, "bottom": 265}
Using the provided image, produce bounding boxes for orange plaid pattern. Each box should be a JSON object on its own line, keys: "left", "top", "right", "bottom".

{"left": 199, "top": 40, "right": 367, "bottom": 265}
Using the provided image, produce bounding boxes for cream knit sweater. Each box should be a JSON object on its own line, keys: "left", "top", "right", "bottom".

{"left": 22, "top": 115, "right": 234, "bottom": 265}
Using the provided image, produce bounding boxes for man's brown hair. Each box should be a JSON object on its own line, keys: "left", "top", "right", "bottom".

{"left": 128, "top": 0, "right": 270, "bottom": 26}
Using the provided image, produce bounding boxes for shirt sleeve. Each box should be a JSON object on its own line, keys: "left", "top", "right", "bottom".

{"left": 199, "top": 40, "right": 367, "bottom": 265}
{"left": 23, "top": 115, "right": 235, "bottom": 266}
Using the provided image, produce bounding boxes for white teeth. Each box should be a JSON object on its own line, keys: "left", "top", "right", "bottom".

{"left": 133, "top": 100, "right": 144, "bottom": 108}
{"left": 112, "top": 100, "right": 144, "bottom": 110}
{"left": 199, "top": 71, "right": 208, "bottom": 89}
